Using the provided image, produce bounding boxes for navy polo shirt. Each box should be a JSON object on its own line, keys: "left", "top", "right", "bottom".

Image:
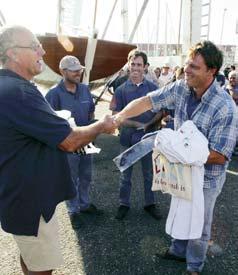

{"left": 0, "top": 70, "right": 76, "bottom": 236}
{"left": 45, "top": 80, "right": 95, "bottom": 126}
{"left": 113, "top": 79, "right": 158, "bottom": 146}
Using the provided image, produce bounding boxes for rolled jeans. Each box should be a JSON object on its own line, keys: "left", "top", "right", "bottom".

{"left": 119, "top": 145, "right": 155, "bottom": 207}
{"left": 66, "top": 153, "right": 92, "bottom": 214}
{"left": 169, "top": 174, "right": 225, "bottom": 273}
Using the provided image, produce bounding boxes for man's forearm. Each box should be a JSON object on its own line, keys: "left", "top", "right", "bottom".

{"left": 115, "top": 96, "right": 152, "bottom": 123}
{"left": 59, "top": 116, "right": 115, "bottom": 152}
{"left": 121, "top": 119, "right": 143, "bottom": 128}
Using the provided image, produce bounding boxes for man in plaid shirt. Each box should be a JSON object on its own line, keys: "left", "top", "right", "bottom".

{"left": 114, "top": 41, "right": 238, "bottom": 275}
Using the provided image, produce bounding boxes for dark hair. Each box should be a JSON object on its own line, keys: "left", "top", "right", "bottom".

{"left": 188, "top": 41, "right": 223, "bottom": 76}
{"left": 127, "top": 49, "right": 148, "bottom": 65}
{"left": 216, "top": 73, "right": 226, "bottom": 87}
{"left": 224, "top": 67, "right": 231, "bottom": 79}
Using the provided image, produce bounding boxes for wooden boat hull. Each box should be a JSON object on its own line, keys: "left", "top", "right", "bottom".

{"left": 38, "top": 35, "right": 136, "bottom": 81}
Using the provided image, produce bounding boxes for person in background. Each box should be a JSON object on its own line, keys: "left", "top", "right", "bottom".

{"left": 114, "top": 68, "right": 130, "bottom": 89}
{"left": 154, "top": 66, "right": 161, "bottom": 80}
{"left": 144, "top": 62, "right": 159, "bottom": 86}
{"left": 46, "top": 55, "right": 102, "bottom": 230}
{"left": 109, "top": 66, "right": 130, "bottom": 111}
{"left": 111, "top": 49, "right": 162, "bottom": 221}
{"left": 108, "top": 67, "right": 128, "bottom": 94}
{"left": 225, "top": 70, "right": 238, "bottom": 105}
{"left": 223, "top": 66, "right": 231, "bottom": 79}
{"left": 113, "top": 40, "right": 237, "bottom": 274}
{"left": 225, "top": 70, "right": 238, "bottom": 156}
{"left": 0, "top": 25, "right": 116, "bottom": 275}
{"left": 215, "top": 72, "right": 226, "bottom": 87}
{"left": 175, "top": 66, "right": 185, "bottom": 80}
{"left": 158, "top": 62, "right": 174, "bottom": 87}
{"left": 171, "top": 67, "right": 185, "bottom": 82}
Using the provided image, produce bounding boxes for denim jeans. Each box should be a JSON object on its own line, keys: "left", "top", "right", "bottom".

{"left": 169, "top": 173, "right": 225, "bottom": 272}
{"left": 119, "top": 145, "right": 155, "bottom": 207}
{"left": 66, "top": 153, "right": 92, "bottom": 214}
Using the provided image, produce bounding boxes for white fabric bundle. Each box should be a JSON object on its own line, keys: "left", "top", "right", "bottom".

{"left": 154, "top": 120, "right": 209, "bottom": 239}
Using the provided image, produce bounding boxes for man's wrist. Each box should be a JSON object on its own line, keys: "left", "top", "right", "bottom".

{"left": 114, "top": 114, "right": 124, "bottom": 125}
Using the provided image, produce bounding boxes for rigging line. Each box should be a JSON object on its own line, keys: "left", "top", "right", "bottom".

{"left": 128, "top": 0, "right": 149, "bottom": 43}
{"left": 93, "top": 0, "right": 98, "bottom": 30}
{"left": 101, "top": 0, "right": 118, "bottom": 39}
{"left": 0, "top": 9, "right": 6, "bottom": 26}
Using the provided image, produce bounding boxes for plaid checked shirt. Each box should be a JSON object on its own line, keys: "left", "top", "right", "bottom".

{"left": 149, "top": 80, "right": 238, "bottom": 188}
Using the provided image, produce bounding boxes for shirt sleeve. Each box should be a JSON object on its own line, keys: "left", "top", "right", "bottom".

{"left": 149, "top": 81, "right": 178, "bottom": 112}
{"left": 5, "top": 85, "right": 71, "bottom": 149}
{"left": 113, "top": 87, "right": 124, "bottom": 112}
{"left": 208, "top": 104, "right": 237, "bottom": 160}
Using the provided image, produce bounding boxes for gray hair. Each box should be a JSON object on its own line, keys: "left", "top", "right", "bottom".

{"left": 0, "top": 25, "right": 29, "bottom": 65}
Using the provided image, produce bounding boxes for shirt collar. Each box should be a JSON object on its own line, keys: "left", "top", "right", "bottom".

{"left": 59, "top": 79, "right": 79, "bottom": 94}
{"left": 200, "top": 79, "right": 217, "bottom": 103}
{"left": 127, "top": 78, "right": 146, "bottom": 87}
{"left": 0, "top": 69, "right": 27, "bottom": 81}
{"left": 0, "top": 69, "right": 37, "bottom": 88}
{"left": 184, "top": 79, "right": 217, "bottom": 103}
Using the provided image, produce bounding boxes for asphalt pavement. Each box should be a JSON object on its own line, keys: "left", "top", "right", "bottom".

{"left": 69, "top": 133, "right": 238, "bottom": 275}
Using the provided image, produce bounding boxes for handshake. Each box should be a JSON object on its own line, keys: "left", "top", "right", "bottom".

{"left": 97, "top": 113, "right": 125, "bottom": 134}
{"left": 55, "top": 110, "right": 124, "bottom": 135}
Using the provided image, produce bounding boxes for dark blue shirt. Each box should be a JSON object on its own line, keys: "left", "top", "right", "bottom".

{"left": 45, "top": 80, "right": 95, "bottom": 126}
{"left": 187, "top": 89, "right": 201, "bottom": 119}
{"left": 113, "top": 79, "right": 157, "bottom": 146}
{"left": 0, "top": 70, "right": 76, "bottom": 236}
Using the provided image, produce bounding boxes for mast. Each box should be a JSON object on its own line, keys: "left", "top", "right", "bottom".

{"left": 181, "top": 0, "right": 201, "bottom": 58}
{"left": 128, "top": 0, "right": 149, "bottom": 43}
{"left": 164, "top": 2, "right": 168, "bottom": 57}
{"left": 219, "top": 8, "right": 227, "bottom": 44}
{"left": 0, "top": 9, "right": 6, "bottom": 26}
{"left": 93, "top": 0, "right": 98, "bottom": 30}
{"left": 56, "top": 0, "right": 62, "bottom": 34}
{"left": 155, "top": 0, "right": 160, "bottom": 56}
{"left": 101, "top": 0, "right": 118, "bottom": 39}
{"left": 121, "top": 0, "right": 129, "bottom": 42}
{"left": 201, "top": 0, "right": 211, "bottom": 40}
{"left": 177, "top": 0, "right": 183, "bottom": 55}
{"left": 83, "top": 0, "right": 98, "bottom": 84}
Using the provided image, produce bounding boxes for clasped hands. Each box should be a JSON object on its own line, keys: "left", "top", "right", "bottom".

{"left": 99, "top": 114, "right": 125, "bottom": 134}
{"left": 100, "top": 114, "right": 152, "bottom": 134}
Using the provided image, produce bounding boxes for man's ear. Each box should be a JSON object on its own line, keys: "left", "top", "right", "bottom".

{"left": 6, "top": 48, "right": 18, "bottom": 62}
{"left": 59, "top": 68, "right": 66, "bottom": 77}
{"left": 209, "top": 68, "right": 217, "bottom": 77}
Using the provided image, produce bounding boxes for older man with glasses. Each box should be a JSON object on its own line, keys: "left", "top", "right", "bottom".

{"left": 0, "top": 25, "right": 116, "bottom": 275}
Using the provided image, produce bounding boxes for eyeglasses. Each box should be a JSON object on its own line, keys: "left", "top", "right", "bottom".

{"left": 11, "top": 42, "right": 43, "bottom": 52}
{"left": 65, "top": 69, "right": 84, "bottom": 73}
